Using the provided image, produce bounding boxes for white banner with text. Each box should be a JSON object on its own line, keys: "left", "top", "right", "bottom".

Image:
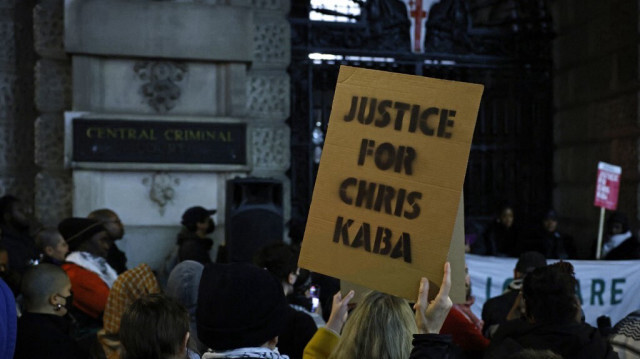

{"left": 467, "top": 254, "right": 640, "bottom": 327}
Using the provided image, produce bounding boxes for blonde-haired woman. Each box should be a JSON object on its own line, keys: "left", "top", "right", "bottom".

{"left": 304, "top": 262, "right": 453, "bottom": 359}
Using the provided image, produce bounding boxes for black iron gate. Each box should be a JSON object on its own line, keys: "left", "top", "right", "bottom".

{"left": 288, "top": 0, "right": 554, "bottom": 242}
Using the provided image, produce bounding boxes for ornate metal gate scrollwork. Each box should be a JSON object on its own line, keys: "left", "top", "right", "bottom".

{"left": 288, "top": 0, "right": 554, "bottom": 242}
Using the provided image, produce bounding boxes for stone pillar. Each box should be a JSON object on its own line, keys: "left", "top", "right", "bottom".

{"left": 552, "top": 0, "right": 639, "bottom": 257}
{"left": 248, "top": 0, "right": 291, "bottom": 227}
{"left": 0, "top": 0, "right": 37, "bottom": 208}
{"left": 33, "top": 0, "right": 72, "bottom": 227}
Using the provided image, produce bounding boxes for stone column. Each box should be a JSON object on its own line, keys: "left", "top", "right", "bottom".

{"left": 33, "top": 0, "right": 72, "bottom": 227}
{"left": 248, "top": 0, "right": 292, "bottom": 227}
{"left": 552, "top": 0, "right": 639, "bottom": 257}
{"left": 0, "top": 0, "right": 37, "bottom": 208}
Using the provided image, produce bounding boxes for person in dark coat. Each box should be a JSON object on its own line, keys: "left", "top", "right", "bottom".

{"left": 525, "top": 210, "right": 576, "bottom": 259}
{"left": 196, "top": 262, "right": 290, "bottom": 358}
{"left": 88, "top": 208, "right": 128, "bottom": 274}
{"left": 13, "top": 263, "right": 86, "bottom": 359}
{"left": 598, "top": 212, "right": 640, "bottom": 260}
{"left": 0, "top": 195, "right": 37, "bottom": 275}
{"left": 472, "top": 203, "right": 521, "bottom": 257}
{"left": 177, "top": 206, "right": 216, "bottom": 264}
{"left": 482, "top": 251, "right": 547, "bottom": 338}
{"left": 485, "top": 262, "right": 618, "bottom": 359}
{"left": 254, "top": 242, "right": 317, "bottom": 359}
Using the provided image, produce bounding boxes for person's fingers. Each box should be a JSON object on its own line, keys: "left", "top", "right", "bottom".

{"left": 437, "top": 262, "right": 452, "bottom": 300}
{"left": 341, "top": 290, "right": 355, "bottom": 307}
{"left": 333, "top": 291, "right": 343, "bottom": 306}
{"left": 419, "top": 277, "right": 428, "bottom": 304}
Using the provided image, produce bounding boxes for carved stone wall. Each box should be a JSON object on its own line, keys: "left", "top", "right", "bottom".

{"left": 55, "top": 0, "right": 292, "bottom": 269}
{"left": 0, "top": 0, "right": 37, "bottom": 211}
{"left": 33, "top": 0, "right": 72, "bottom": 227}
{"left": 552, "top": 0, "right": 639, "bottom": 257}
{"left": 248, "top": 2, "right": 291, "bottom": 224}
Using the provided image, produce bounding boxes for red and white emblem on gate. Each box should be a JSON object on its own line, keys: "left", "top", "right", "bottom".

{"left": 402, "top": 0, "right": 438, "bottom": 53}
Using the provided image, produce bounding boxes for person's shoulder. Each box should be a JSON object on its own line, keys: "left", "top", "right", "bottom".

{"left": 484, "top": 290, "right": 518, "bottom": 311}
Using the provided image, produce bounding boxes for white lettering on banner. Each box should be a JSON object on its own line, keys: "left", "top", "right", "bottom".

{"left": 466, "top": 254, "right": 640, "bottom": 327}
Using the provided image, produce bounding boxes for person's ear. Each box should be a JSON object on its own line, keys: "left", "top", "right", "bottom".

{"left": 44, "top": 246, "right": 55, "bottom": 257}
{"left": 49, "top": 293, "right": 63, "bottom": 308}
{"left": 267, "top": 336, "right": 278, "bottom": 350}
{"left": 183, "top": 332, "right": 190, "bottom": 349}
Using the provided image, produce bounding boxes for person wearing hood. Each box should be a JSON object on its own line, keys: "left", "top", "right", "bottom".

{"left": 166, "top": 260, "right": 207, "bottom": 354}
{"left": 598, "top": 212, "right": 640, "bottom": 260}
{"left": 97, "top": 263, "right": 161, "bottom": 359}
{"left": 13, "top": 263, "right": 86, "bottom": 359}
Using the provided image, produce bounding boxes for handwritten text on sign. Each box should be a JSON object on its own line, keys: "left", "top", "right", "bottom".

{"left": 594, "top": 162, "right": 622, "bottom": 210}
{"left": 299, "top": 66, "right": 484, "bottom": 300}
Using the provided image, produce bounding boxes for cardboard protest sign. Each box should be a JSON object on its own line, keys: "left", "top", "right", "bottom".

{"left": 341, "top": 195, "right": 467, "bottom": 304}
{"left": 594, "top": 161, "right": 621, "bottom": 210}
{"left": 299, "top": 66, "right": 483, "bottom": 300}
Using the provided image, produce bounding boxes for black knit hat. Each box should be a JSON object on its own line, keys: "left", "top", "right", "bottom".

{"left": 196, "top": 263, "right": 287, "bottom": 351}
{"left": 58, "top": 218, "right": 106, "bottom": 251}
{"left": 181, "top": 206, "right": 216, "bottom": 227}
{"left": 515, "top": 251, "right": 547, "bottom": 275}
{"left": 607, "top": 211, "right": 630, "bottom": 233}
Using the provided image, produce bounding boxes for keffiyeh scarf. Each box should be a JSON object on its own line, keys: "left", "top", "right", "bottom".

{"left": 66, "top": 251, "right": 118, "bottom": 288}
{"left": 202, "top": 347, "right": 289, "bottom": 359}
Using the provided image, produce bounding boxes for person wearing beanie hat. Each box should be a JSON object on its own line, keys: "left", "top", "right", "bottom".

{"left": 598, "top": 211, "right": 640, "bottom": 260}
{"left": 196, "top": 262, "right": 289, "bottom": 359}
{"left": 482, "top": 251, "right": 548, "bottom": 338}
{"left": 59, "top": 217, "right": 117, "bottom": 325}
{"left": 253, "top": 243, "right": 318, "bottom": 359}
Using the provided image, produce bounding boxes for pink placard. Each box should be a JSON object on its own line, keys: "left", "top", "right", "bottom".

{"left": 594, "top": 162, "right": 622, "bottom": 210}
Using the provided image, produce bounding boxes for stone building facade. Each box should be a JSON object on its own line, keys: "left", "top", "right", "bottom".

{"left": 552, "top": 0, "right": 640, "bottom": 257}
{"left": 1, "top": 0, "right": 638, "bottom": 263}
{"left": 3, "top": 0, "right": 292, "bottom": 269}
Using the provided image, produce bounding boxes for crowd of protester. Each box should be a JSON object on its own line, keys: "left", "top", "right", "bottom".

{"left": 0, "top": 193, "right": 639, "bottom": 358}
{"left": 469, "top": 203, "right": 640, "bottom": 260}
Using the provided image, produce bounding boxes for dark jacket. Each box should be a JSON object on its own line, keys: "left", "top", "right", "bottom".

{"left": 525, "top": 229, "right": 576, "bottom": 260}
{"left": 410, "top": 334, "right": 454, "bottom": 358}
{"left": 14, "top": 312, "right": 86, "bottom": 359}
{"left": 604, "top": 236, "right": 640, "bottom": 260}
{"left": 485, "top": 320, "right": 619, "bottom": 359}
{"left": 482, "top": 289, "right": 520, "bottom": 338}
{"left": 472, "top": 222, "right": 521, "bottom": 257}
{"left": 106, "top": 243, "right": 128, "bottom": 274}
{"left": 278, "top": 305, "right": 317, "bottom": 359}
{"left": 177, "top": 229, "right": 213, "bottom": 265}
{"left": 0, "top": 225, "right": 37, "bottom": 274}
